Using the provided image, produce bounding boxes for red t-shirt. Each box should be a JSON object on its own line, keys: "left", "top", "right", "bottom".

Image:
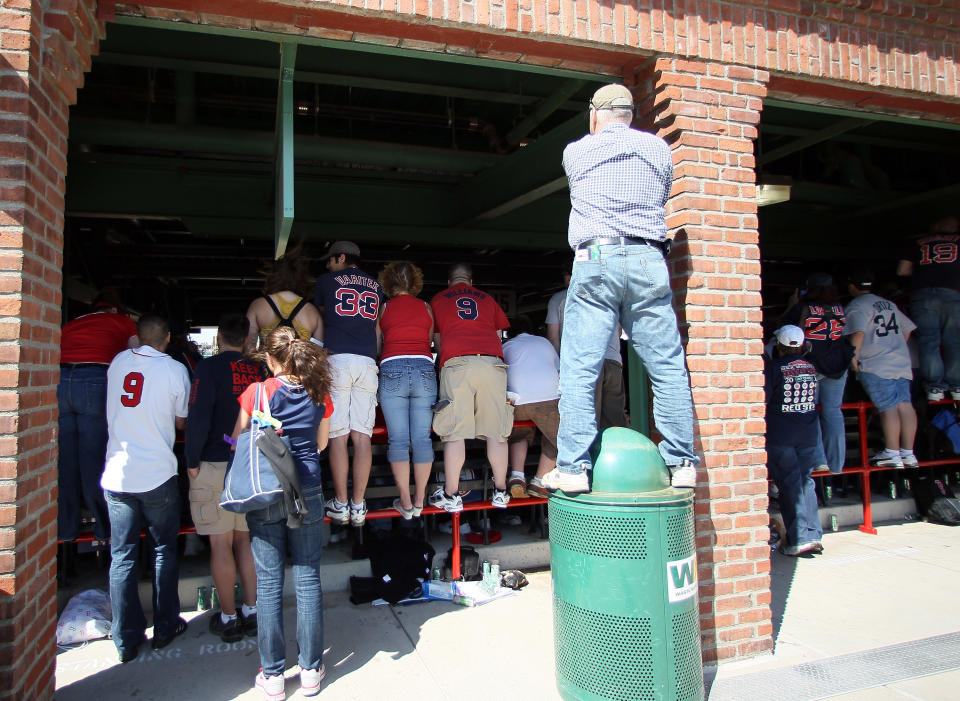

{"left": 380, "top": 295, "right": 432, "bottom": 362}
{"left": 430, "top": 283, "right": 509, "bottom": 368}
{"left": 60, "top": 311, "right": 138, "bottom": 364}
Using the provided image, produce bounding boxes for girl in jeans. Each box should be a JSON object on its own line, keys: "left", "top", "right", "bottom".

{"left": 377, "top": 260, "right": 437, "bottom": 518}
{"left": 233, "top": 326, "right": 332, "bottom": 700}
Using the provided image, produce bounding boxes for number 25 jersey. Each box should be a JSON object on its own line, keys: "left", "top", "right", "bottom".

{"left": 843, "top": 293, "right": 916, "bottom": 380}
{"left": 315, "top": 266, "right": 382, "bottom": 360}
{"left": 431, "top": 283, "right": 509, "bottom": 369}
{"left": 101, "top": 346, "right": 191, "bottom": 493}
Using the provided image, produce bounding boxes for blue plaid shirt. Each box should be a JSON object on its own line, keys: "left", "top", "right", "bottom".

{"left": 562, "top": 122, "right": 673, "bottom": 249}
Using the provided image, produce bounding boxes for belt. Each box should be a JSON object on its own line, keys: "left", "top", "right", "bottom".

{"left": 60, "top": 362, "right": 109, "bottom": 369}
{"left": 577, "top": 236, "right": 670, "bottom": 255}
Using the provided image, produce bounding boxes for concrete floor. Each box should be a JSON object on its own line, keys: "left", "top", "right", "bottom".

{"left": 55, "top": 519, "right": 960, "bottom": 700}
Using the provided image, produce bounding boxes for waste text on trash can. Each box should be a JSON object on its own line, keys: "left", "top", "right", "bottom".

{"left": 667, "top": 555, "right": 697, "bottom": 603}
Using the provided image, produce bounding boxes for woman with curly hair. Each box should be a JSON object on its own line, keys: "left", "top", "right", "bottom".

{"left": 232, "top": 326, "right": 332, "bottom": 699}
{"left": 377, "top": 260, "right": 437, "bottom": 519}
{"left": 245, "top": 243, "right": 322, "bottom": 352}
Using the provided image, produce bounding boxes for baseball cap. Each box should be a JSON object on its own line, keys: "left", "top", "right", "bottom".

{"left": 774, "top": 325, "right": 805, "bottom": 348}
{"left": 848, "top": 269, "right": 874, "bottom": 289}
{"left": 323, "top": 240, "right": 360, "bottom": 258}
{"left": 806, "top": 272, "right": 833, "bottom": 289}
{"left": 590, "top": 84, "right": 634, "bottom": 110}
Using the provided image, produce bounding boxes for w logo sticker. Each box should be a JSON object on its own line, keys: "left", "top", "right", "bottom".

{"left": 667, "top": 555, "right": 698, "bottom": 603}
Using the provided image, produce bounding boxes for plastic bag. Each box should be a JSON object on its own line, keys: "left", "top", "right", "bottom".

{"left": 56, "top": 589, "right": 112, "bottom": 646}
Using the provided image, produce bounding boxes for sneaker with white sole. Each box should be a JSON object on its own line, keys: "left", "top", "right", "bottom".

{"left": 540, "top": 468, "right": 590, "bottom": 494}
{"left": 899, "top": 451, "right": 919, "bottom": 468}
{"left": 951, "top": 388, "right": 960, "bottom": 401}
{"left": 870, "top": 450, "right": 903, "bottom": 468}
{"left": 670, "top": 460, "right": 697, "bottom": 488}
{"left": 812, "top": 464, "right": 830, "bottom": 473}
{"left": 300, "top": 665, "right": 325, "bottom": 697}
{"left": 491, "top": 488, "right": 510, "bottom": 509}
{"left": 255, "top": 670, "right": 285, "bottom": 701}
{"left": 428, "top": 486, "right": 463, "bottom": 513}
{"left": 349, "top": 499, "right": 367, "bottom": 526}
{"left": 392, "top": 498, "right": 415, "bottom": 520}
{"left": 927, "top": 389, "right": 946, "bottom": 401}
{"left": 526, "top": 477, "right": 548, "bottom": 498}
{"left": 324, "top": 498, "right": 349, "bottom": 525}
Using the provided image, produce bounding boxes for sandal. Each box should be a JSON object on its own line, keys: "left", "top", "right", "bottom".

{"left": 152, "top": 616, "right": 188, "bottom": 650}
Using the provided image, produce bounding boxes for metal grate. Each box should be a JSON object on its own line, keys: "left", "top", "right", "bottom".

{"left": 671, "top": 608, "right": 704, "bottom": 700}
{"left": 666, "top": 509, "right": 696, "bottom": 559}
{"left": 554, "top": 595, "right": 655, "bottom": 700}
{"left": 549, "top": 503, "right": 648, "bottom": 559}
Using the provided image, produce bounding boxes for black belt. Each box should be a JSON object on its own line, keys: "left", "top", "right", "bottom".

{"left": 60, "top": 363, "right": 109, "bottom": 369}
{"left": 577, "top": 236, "right": 670, "bottom": 255}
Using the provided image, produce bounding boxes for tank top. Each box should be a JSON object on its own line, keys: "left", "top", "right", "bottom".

{"left": 259, "top": 293, "right": 312, "bottom": 344}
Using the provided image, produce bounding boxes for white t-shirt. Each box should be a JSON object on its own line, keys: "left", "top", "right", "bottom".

{"left": 843, "top": 293, "right": 916, "bottom": 380}
{"left": 502, "top": 333, "right": 560, "bottom": 405}
{"left": 546, "top": 288, "right": 622, "bottom": 363}
{"left": 101, "top": 346, "right": 190, "bottom": 493}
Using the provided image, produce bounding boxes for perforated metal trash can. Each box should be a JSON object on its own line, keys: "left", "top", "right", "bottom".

{"left": 550, "top": 428, "right": 703, "bottom": 701}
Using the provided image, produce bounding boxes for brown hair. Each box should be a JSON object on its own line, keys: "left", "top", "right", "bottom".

{"left": 261, "top": 242, "right": 312, "bottom": 298}
{"left": 259, "top": 326, "right": 331, "bottom": 406}
{"left": 379, "top": 260, "right": 424, "bottom": 298}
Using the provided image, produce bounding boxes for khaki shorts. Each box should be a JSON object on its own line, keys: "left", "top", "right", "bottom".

{"left": 188, "top": 461, "right": 248, "bottom": 535}
{"left": 329, "top": 353, "right": 379, "bottom": 439}
{"left": 434, "top": 355, "right": 514, "bottom": 442}
{"left": 509, "top": 399, "right": 560, "bottom": 460}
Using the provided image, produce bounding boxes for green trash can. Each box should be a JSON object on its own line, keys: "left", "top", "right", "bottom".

{"left": 550, "top": 427, "right": 703, "bottom": 701}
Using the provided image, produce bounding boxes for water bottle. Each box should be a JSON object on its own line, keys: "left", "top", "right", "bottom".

{"left": 490, "top": 561, "right": 501, "bottom": 593}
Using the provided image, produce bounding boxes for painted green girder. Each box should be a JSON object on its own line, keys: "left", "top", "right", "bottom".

{"left": 765, "top": 98, "right": 960, "bottom": 133}
{"left": 758, "top": 118, "right": 873, "bottom": 166}
{"left": 275, "top": 42, "right": 296, "bottom": 258}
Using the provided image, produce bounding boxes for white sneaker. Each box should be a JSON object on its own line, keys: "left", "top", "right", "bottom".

{"left": 900, "top": 451, "right": 919, "bottom": 468}
{"left": 951, "top": 388, "right": 960, "bottom": 401}
{"left": 349, "top": 499, "right": 367, "bottom": 526}
{"left": 428, "top": 486, "right": 463, "bottom": 513}
{"left": 927, "top": 389, "right": 945, "bottom": 401}
{"left": 255, "top": 670, "right": 285, "bottom": 701}
{"left": 812, "top": 464, "right": 830, "bottom": 473}
{"left": 300, "top": 665, "right": 325, "bottom": 697}
{"left": 870, "top": 450, "right": 903, "bottom": 468}
{"left": 491, "top": 488, "right": 510, "bottom": 509}
{"left": 324, "top": 498, "right": 349, "bottom": 525}
{"left": 540, "top": 468, "right": 590, "bottom": 494}
{"left": 670, "top": 460, "right": 697, "bottom": 488}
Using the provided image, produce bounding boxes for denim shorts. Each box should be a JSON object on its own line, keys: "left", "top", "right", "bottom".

{"left": 857, "top": 372, "right": 911, "bottom": 412}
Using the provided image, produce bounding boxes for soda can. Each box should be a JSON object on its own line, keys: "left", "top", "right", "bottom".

{"left": 197, "top": 586, "right": 210, "bottom": 612}
{"left": 211, "top": 586, "right": 220, "bottom": 609}
{"left": 431, "top": 567, "right": 441, "bottom": 581}
{"left": 902, "top": 479, "right": 910, "bottom": 494}
{"left": 888, "top": 481, "right": 897, "bottom": 499}
{"left": 825, "top": 485, "right": 832, "bottom": 501}
{"left": 830, "top": 514, "right": 838, "bottom": 532}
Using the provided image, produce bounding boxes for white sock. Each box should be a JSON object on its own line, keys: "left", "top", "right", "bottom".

{"left": 510, "top": 471, "right": 525, "bottom": 481}
{"left": 900, "top": 449, "right": 914, "bottom": 456}
{"left": 242, "top": 603, "right": 256, "bottom": 617}
{"left": 221, "top": 611, "right": 237, "bottom": 624}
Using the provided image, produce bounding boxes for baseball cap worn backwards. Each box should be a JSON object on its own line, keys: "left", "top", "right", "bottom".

{"left": 590, "top": 84, "right": 634, "bottom": 110}
{"left": 775, "top": 325, "right": 805, "bottom": 348}
{"left": 324, "top": 240, "right": 360, "bottom": 258}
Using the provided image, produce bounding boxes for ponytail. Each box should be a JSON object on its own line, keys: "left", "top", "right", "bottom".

{"left": 260, "top": 326, "right": 331, "bottom": 406}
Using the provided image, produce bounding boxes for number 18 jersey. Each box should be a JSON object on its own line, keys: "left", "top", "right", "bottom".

{"left": 431, "top": 283, "right": 509, "bottom": 368}
{"left": 101, "top": 346, "right": 191, "bottom": 493}
{"left": 315, "top": 266, "right": 382, "bottom": 359}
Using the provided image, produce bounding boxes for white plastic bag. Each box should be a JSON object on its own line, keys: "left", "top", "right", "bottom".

{"left": 56, "top": 589, "right": 112, "bottom": 646}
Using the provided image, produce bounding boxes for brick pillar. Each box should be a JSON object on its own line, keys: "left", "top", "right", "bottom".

{"left": 0, "top": 3, "right": 103, "bottom": 698}
{"left": 637, "top": 57, "right": 772, "bottom": 664}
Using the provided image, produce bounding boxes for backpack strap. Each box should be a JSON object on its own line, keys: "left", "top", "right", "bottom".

{"left": 263, "top": 295, "right": 307, "bottom": 330}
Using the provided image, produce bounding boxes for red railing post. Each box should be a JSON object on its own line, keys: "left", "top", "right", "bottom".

{"left": 856, "top": 401, "right": 878, "bottom": 534}
{"left": 451, "top": 511, "right": 461, "bottom": 580}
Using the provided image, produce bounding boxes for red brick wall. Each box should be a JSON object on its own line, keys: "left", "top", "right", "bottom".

{"left": 0, "top": 2, "right": 103, "bottom": 699}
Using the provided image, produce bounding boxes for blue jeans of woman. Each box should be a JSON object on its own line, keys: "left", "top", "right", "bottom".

{"left": 910, "top": 287, "right": 960, "bottom": 394}
{"left": 58, "top": 365, "right": 111, "bottom": 541}
{"left": 768, "top": 445, "right": 822, "bottom": 547}
{"left": 557, "top": 241, "right": 697, "bottom": 472}
{"left": 105, "top": 476, "right": 181, "bottom": 655}
{"left": 247, "top": 485, "right": 325, "bottom": 677}
{"left": 378, "top": 357, "right": 437, "bottom": 464}
{"left": 815, "top": 371, "right": 848, "bottom": 474}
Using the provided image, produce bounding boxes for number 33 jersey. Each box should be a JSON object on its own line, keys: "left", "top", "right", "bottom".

{"left": 101, "top": 346, "right": 191, "bottom": 493}
{"left": 843, "top": 293, "right": 916, "bottom": 380}
{"left": 431, "top": 283, "right": 509, "bottom": 369}
{"left": 315, "top": 266, "right": 382, "bottom": 360}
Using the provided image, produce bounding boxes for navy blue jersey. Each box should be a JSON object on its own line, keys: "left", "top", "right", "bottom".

{"left": 315, "top": 266, "right": 382, "bottom": 359}
{"left": 185, "top": 351, "right": 265, "bottom": 468}
{"left": 764, "top": 353, "right": 819, "bottom": 448}
{"left": 907, "top": 232, "right": 960, "bottom": 291}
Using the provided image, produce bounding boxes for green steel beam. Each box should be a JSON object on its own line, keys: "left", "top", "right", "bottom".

{"left": 467, "top": 176, "right": 568, "bottom": 223}
{"left": 504, "top": 79, "right": 587, "bottom": 145}
{"left": 174, "top": 71, "right": 195, "bottom": 125}
{"left": 113, "top": 16, "right": 615, "bottom": 82}
{"left": 765, "top": 98, "right": 960, "bottom": 133}
{"left": 68, "top": 119, "right": 503, "bottom": 173}
{"left": 758, "top": 118, "right": 872, "bottom": 166}
{"left": 275, "top": 42, "right": 296, "bottom": 259}
{"left": 761, "top": 124, "right": 960, "bottom": 154}
{"left": 837, "top": 181, "right": 960, "bottom": 221}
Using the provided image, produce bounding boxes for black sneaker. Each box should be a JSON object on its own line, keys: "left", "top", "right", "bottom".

{"left": 208, "top": 611, "right": 244, "bottom": 643}
{"left": 241, "top": 610, "right": 257, "bottom": 637}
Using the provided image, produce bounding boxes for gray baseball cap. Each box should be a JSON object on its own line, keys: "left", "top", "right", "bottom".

{"left": 590, "top": 84, "right": 634, "bottom": 110}
{"left": 323, "top": 240, "right": 360, "bottom": 258}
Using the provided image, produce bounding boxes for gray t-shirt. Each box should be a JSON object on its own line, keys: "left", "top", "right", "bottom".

{"left": 843, "top": 293, "right": 916, "bottom": 380}
{"left": 546, "top": 289, "right": 622, "bottom": 364}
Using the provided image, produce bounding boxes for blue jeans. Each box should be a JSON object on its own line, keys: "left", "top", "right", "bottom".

{"left": 58, "top": 365, "right": 110, "bottom": 541}
{"left": 105, "top": 476, "right": 181, "bottom": 655}
{"left": 910, "top": 287, "right": 960, "bottom": 393}
{"left": 247, "top": 485, "right": 325, "bottom": 677}
{"left": 815, "top": 371, "right": 848, "bottom": 474}
{"left": 378, "top": 358, "right": 437, "bottom": 464}
{"left": 768, "top": 445, "right": 822, "bottom": 547}
{"left": 557, "top": 242, "right": 697, "bottom": 472}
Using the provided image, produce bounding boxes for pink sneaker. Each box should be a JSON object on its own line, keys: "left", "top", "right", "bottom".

{"left": 255, "top": 670, "right": 285, "bottom": 701}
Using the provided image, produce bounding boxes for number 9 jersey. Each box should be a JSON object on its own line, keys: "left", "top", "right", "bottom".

{"left": 430, "top": 282, "right": 509, "bottom": 369}
{"left": 101, "top": 346, "right": 191, "bottom": 493}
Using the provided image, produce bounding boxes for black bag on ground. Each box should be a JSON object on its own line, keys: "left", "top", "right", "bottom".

{"left": 913, "top": 474, "right": 960, "bottom": 525}
{"left": 443, "top": 545, "right": 481, "bottom": 581}
{"left": 352, "top": 531, "right": 436, "bottom": 605}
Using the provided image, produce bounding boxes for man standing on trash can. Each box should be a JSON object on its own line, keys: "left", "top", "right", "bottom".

{"left": 541, "top": 83, "right": 699, "bottom": 495}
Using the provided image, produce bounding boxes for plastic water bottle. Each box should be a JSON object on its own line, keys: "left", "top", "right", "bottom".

{"left": 490, "top": 561, "right": 500, "bottom": 593}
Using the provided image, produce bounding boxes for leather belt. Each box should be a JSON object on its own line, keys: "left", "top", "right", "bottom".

{"left": 577, "top": 236, "right": 670, "bottom": 255}
{"left": 60, "top": 362, "right": 109, "bottom": 368}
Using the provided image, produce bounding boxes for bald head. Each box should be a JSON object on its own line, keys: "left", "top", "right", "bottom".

{"left": 448, "top": 262, "right": 472, "bottom": 285}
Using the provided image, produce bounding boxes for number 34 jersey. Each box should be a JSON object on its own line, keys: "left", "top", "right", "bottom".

{"left": 315, "top": 266, "right": 382, "bottom": 360}
{"left": 431, "top": 283, "right": 509, "bottom": 369}
{"left": 843, "top": 293, "right": 916, "bottom": 380}
{"left": 101, "top": 346, "right": 191, "bottom": 494}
